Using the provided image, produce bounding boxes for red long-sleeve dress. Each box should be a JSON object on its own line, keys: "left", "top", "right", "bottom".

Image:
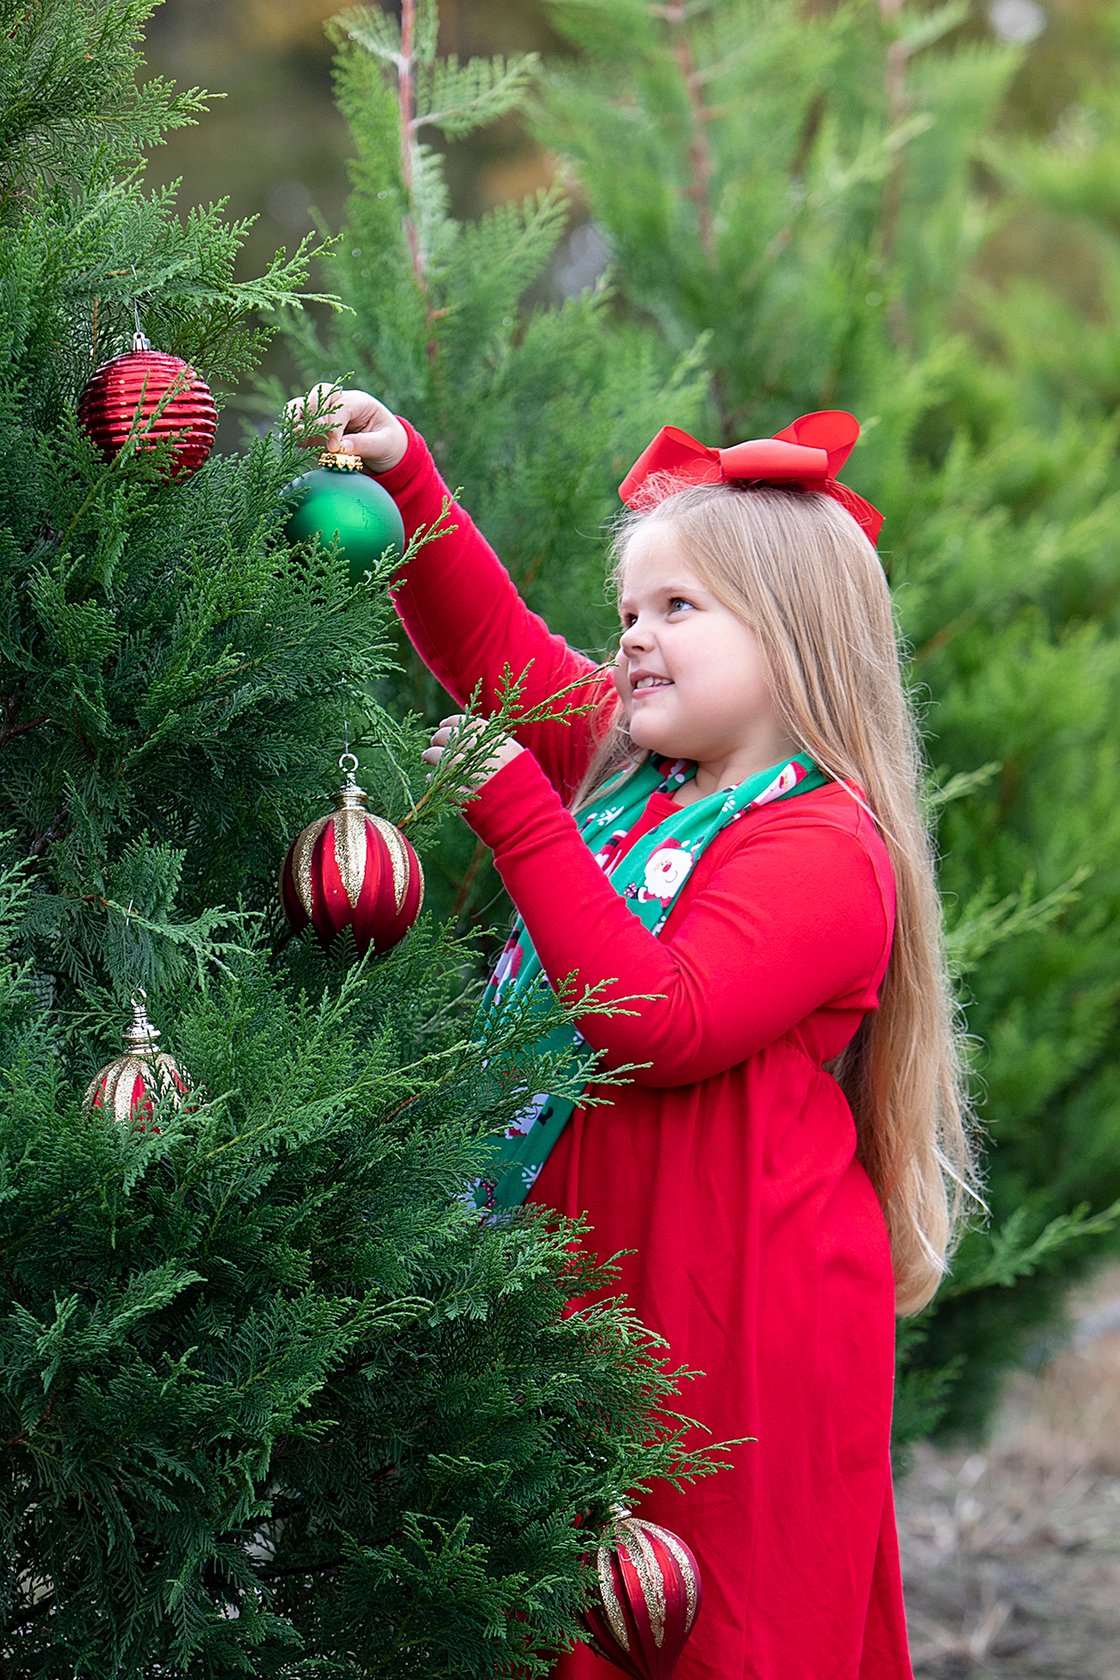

{"left": 376, "top": 424, "right": 914, "bottom": 1680}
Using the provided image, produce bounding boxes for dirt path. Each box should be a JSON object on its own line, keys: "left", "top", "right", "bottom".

{"left": 897, "top": 1269, "right": 1120, "bottom": 1679}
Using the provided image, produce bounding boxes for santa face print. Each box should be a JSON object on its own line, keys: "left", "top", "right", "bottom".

{"left": 613, "top": 525, "right": 798, "bottom": 792}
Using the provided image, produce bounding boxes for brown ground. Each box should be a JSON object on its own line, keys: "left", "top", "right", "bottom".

{"left": 897, "top": 1268, "right": 1120, "bottom": 1680}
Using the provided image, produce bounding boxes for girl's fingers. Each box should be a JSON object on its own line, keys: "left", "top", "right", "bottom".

{"left": 421, "top": 716, "right": 465, "bottom": 765}
{"left": 434, "top": 715, "right": 468, "bottom": 746}
{"left": 283, "top": 387, "right": 409, "bottom": 471}
{"left": 284, "top": 383, "right": 344, "bottom": 450}
{"left": 285, "top": 385, "right": 373, "bottom": 447}
{"left": 420, "top": 714, "right": 521, "bottom": 789}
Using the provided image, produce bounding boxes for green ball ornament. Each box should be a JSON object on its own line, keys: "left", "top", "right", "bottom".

{"left": 280, "top": 450, "right": 406, "bottom": 584}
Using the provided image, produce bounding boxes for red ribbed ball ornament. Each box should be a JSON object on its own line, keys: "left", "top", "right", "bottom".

{"left": 85, "top": 992, "right": 191, "bottom": 1132}
{"left": 78, "top": 332, "right": 216, "bottom": 478}
{"left": 280, "top": 758, "right": 424, "bottom": 956}
{"left": 582, "top": 1507, "right": 703, "bottom": 1680}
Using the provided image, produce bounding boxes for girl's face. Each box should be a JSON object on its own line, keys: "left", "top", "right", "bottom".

{"left": 613, "top": 524, "right": 798, "bottom": 787}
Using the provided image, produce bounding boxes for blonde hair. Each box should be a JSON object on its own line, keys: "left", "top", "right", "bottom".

{"left": 580, "top": 482, "right": 980, "bottom": 1315}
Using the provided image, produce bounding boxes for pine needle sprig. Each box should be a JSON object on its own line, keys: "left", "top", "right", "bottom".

{"left": 414, "top": 54, "right": 542, "bottom": 141}
{"left": 0, "top": 0, "right": 209, "bottom": 197}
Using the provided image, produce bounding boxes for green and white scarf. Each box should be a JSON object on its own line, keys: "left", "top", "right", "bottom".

{"left": 471, "top": 751, "right": 827, "bottom": 1213}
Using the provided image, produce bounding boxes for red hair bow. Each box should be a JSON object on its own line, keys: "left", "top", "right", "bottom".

{"left": 618, "top": 411, "right": 884, "bottom": 545}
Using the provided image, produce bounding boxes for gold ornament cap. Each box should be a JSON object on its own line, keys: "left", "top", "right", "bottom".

{"left": 317, "top": 449, "right": 364, "bottom": 473}
{"left": 333, "top": 751, "right": 369, "bottom": 810}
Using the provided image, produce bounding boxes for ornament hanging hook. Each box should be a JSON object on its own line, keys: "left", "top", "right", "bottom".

{"left": 124, "top": 988, "right": 161, "bottom": 1054}
{"left": 335, "top": 749, "right": 366, "bottom": 809}
{"left": 129, "top": 265, "right": 151, "bottom": 353}
{"left": 123, "top": 905, "right": 150, "bottom": 1024}
{"left": 339, "top": 676, "right": 351, "bottom": 762}
{"left": 334, "top": 680, "right": 366, "bottom": 802}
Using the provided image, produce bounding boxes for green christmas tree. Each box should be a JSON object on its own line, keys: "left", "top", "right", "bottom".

{"left": 0, "top": 4, "right": 717, "bottom": 1674}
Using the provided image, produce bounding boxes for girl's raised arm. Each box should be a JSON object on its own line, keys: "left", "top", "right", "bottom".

{"left": 287, "top": 387, "right": 614, "bottom": 801}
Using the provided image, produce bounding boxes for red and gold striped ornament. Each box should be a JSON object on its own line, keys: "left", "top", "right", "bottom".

{"left": 85, "top": 992, "right": 191, "bottom": 1131}
{"left": 280, "top": 758, "right": 424, "bottom": 956}
{"left": 582, "top": 1507, "right": 703, "bottom": 1680}
{"left": 77, "top": 331, "right": 216, "bottom": 478}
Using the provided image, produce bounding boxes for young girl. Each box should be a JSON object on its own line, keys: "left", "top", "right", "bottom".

{"left": 290, "top": 386, "right": 976, "bottom": 1680}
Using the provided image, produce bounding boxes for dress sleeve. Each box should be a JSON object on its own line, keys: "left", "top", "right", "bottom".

{"left": 464, "top": 752, "right": 895, "bottom": 1087}
{"left": 373, "top": 422, "right": 615, "bottom": 801}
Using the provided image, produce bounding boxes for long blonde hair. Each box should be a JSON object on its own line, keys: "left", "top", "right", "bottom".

{"left": 579, "top": 482, "right": 980, "bottom": 1315}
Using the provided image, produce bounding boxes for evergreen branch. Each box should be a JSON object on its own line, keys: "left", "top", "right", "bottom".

{"left": 255, "top": 1557, "right": 345, "bottom": 1580}
{"left": 893, "top": 1, "right": 972, "bottom": 61}
{"left": 27, "top": 807, "right": 68, "bottom": 858}
{"left": 2, "top": 1182, "right": 118, "bottom": 1261}
{"left": 399, "top": 0, "right": 429, "bottom": 309}
{"left": 947, "top": 1200, "right": 1120, "bottom": 1296}
{"left": 873, "top": 0, "right": 968, "bottom": 344}
{"left": 330, "top": 5, "right": 402, "bottom": 67}
{"left": 0, "top": 1, "right": 211, "bottom": 191}
{"left": 923, "top": 761, "right": 1001, "bottom": 815}
{"left": 398, "top": 662, "right": 607, "bottom": 831}
{"left": 3, "top": 1389, "right": 57, "bottom": 1450}
{"left": 188, "top": 1008, "right": 476, "bottom": 1184}
{"left": 0, "top": 684, "right": 48, "bottom": 748}
{"left": 413, "top": 55, "right": 540, "bottom": 141}
{"left": 945, "top": 868, "right": 1090, "bottom": 973}
{"left": 414, "top": 0, "right": 440, "bottom": 64}
{"left": 644, "top": 0, "right": 732, "bottom": 426}
{"left": 740, "top": 111, "right": 934, "bottom": 300}
{"left": 0, "top": 845, "right": 34, "bottom": 944}
{"left": 101, "top": 896, "right": 255, "bottom": 983}
{"left": 175, "top": 227, "right": 344, "bottom": 317}
{"left": 657, "top": 0, "right": 715, "bottom": 260}
{"left": 356, "top": 718, "right": 423, "bottom": 824}
{"left": 878, "top": 0, "right": 908, "bottom": 333}
{"left": 450, "top": 838, "right": 488, "bottom": 922}
{"left": 120, "top": 632, "right": 335, "bottom": 769}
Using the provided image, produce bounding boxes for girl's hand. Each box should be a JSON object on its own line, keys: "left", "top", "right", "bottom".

{"left": 421, "top": 715, "right": 523, "bottom": 791}
{"left": 284, "top": 384, "right": 408, "bottom": 474}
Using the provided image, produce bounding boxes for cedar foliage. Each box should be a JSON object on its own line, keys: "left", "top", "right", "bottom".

{"left": 0, "top": 4, "right": 716, "bottom": 1674}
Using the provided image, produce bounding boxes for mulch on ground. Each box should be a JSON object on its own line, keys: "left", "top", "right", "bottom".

{"left": 898, "top": 1269, "right": 1120, "bottom": 1680}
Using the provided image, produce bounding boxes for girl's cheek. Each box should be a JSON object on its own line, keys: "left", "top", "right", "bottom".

{"left": 611, "top": 652, "right": 629, "bottom": 703}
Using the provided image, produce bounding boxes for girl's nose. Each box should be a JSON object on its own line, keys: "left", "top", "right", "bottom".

{"left": 620, "top": 619, "right": 649, "bottom": 654}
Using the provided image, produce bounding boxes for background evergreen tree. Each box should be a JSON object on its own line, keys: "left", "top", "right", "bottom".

{"left": 528, "top": 0, "right": 1120, "bottom": 1435}
{"left": 275, "top": 0, "right": 709, "bottom": 925}
{"left": 0, "top": 5, "right": 715, "bottom": 1674}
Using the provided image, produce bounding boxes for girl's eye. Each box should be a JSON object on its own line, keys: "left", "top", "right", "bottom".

{"left": 669, "top": 597, "right": 695, "bottom": 613}
{"left": 620, "top": 612, "right": 637, "bottom": 629}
